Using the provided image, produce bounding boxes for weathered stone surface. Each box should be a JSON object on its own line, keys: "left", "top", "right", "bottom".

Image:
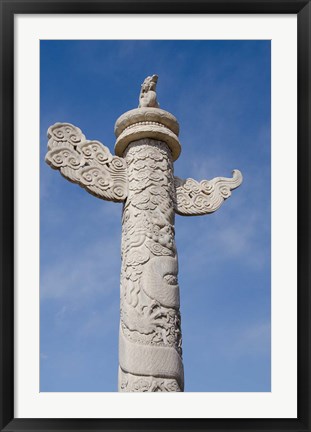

{"left": 45, "top": 122, "right": 128, "bottom": 202}
{"left": 114, "top": 107, "right": 181, "bottom": 161}
{"left": 119, "top": 139, "right": 183, "bottom": 391}
{"left": 138, "top": 74, "right": 160, "bottom": 108}
{"left": 174, "top": 170, "right": 243, "bottom": 216}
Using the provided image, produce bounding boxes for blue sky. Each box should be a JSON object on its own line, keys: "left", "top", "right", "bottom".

{"left": 40, "top": 40, "right": 271, "bottom": 392}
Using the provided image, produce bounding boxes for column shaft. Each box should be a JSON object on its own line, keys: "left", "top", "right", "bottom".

{"left": 118, "top": 139, "right": 184, "bottom": 392}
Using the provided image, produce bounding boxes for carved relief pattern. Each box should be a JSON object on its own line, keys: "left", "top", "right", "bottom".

{"left": 119, "top": 139, "right": 184, "bottom": 392}
{"left": 45, "top": 123, "right": 128, "bottom": 202}
{"left": 119, "top": 368, "right": 182, "bottom": 392}
{"left": 174, "top": 170, "right": 243, "bottom": 216}
{"left": 114, "top": 108, "right": 179, "bottom": 138}
{"left": 115, "top": 121, "right": 181, "bottom": 162}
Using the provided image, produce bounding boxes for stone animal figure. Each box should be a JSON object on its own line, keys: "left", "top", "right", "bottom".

{"left": 139, "top": 74, "right": 160, "bottom": 108}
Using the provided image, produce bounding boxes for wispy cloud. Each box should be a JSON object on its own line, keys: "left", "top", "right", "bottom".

{"left": 217, "top": 320, "right": 271, "bottom": 359}
{"left": 41, "top": 237, "right": 121, "bottom": 301}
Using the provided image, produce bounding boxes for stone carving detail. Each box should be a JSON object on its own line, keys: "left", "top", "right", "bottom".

{"left": 114, "top": 107, "right": 179, "bottom": 138}
{"left": 119, "top": 368, "right": 182, "bottom": 392}
{"left": 119, "top": 139, "right": 183, "bottom": 392}
{"left": 138, "top": 74, "right": 160, "bottom": 108}
{"left": 115, "top": 121, "right": 180, "bottom": 162}
{"left": 174, "top": 170, "right": 243, "bottom": 216}
{"left": 45, "top": 123, "right": 128, "bottom": 202}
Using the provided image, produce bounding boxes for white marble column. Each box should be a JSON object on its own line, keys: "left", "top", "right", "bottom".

{"left": 45, "top": 75, "right": 242, "bottom": 392}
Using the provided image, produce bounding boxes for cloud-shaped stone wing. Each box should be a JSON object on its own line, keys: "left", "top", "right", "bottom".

{"left": 174, "top": 170, "right": 243, "bottom": 216}
{"left": 45, "top": 123, "right": 128, "bottom": 202}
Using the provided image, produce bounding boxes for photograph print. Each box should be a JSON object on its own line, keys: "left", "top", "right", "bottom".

{"left": 40, "top": 40, "right": 271, "bottom": 392}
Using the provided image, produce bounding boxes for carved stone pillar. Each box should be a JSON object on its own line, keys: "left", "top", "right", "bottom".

{"left": 118, "top": 139, "right": 182, "bottom": 392}
{"left": 115, "top": 108, "right": 184, "bottom": 392}
{"left": 45, "top": 75, "right": 242, "bottom": 392}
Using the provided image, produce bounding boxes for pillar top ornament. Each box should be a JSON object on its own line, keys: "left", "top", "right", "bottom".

{"left": 138, "top": 74, "right": 160, "bottom": 108}
{"left": 114, "top": 75, "right": 181, "bottom": 161}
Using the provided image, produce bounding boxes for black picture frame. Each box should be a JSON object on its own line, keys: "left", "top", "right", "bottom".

{"left": 1, "top": 1, "right": 310, "bottom": 431}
